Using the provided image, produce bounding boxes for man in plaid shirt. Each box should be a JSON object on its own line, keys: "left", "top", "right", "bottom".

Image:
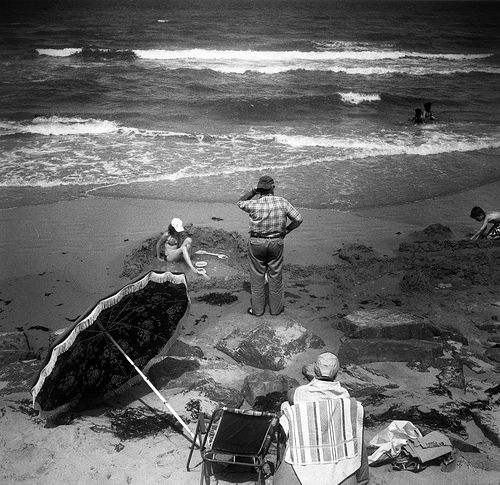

{"left": 237, "top": 175, "right": 303, "bottom": 316}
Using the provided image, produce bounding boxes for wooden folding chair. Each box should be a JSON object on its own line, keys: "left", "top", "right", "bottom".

{"left": 186, "top": 406, "right": 279, "bottom": 485}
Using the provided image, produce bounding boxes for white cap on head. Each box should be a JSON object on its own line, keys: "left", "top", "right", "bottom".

{"left": 313, "top": 352, "right": 340, "bottom": 380}
{"left": 171, "top": 218, "right": 185, "bottom": 232}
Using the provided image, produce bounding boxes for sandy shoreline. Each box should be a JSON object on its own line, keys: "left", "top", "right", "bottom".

{"left": 1, "top": 179, "right": 496, "bottom": 339}
{"left": 3, "top": 178, "right": 495, "bottom": 281}
{"left": 2, "top": 182, "right": 500, "bottom": 485}
{"left": 0, "top": 193, "right": 423, "bottom": 337}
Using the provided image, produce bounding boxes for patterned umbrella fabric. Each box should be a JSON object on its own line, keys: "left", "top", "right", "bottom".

{"left": 31, "top": 271, "right": 190, "bottom": 419}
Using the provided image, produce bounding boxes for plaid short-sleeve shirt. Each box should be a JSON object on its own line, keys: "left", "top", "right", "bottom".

{"left": 237, "top": 195, "right": 303, "bottom": 237}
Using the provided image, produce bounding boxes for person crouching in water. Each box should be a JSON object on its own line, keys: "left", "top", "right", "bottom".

{"left": 412, "top": 108, "right": 425, "bottom": 124}
{"left": 423, "top": 102, "right": 436, "bottom": 121}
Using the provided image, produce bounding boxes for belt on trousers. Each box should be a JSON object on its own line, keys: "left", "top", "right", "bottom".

{"left": 250, "top": 232, "right": 281, "bottom": 239}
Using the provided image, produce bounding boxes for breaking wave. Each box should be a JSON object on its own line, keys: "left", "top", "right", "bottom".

{"left": 35, "top": 47, "right": 498, "bottom": 76}
{"left": 0, "top": 117, "right": 195, "bottom": 138}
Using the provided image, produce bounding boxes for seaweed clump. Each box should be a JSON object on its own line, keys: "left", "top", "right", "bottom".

{"left": 185, "top": 399, "right": 202, "bottom": 421}
{"left": 13, "top": 398, "right": 40, "bottom": 418}
{"left": 196, "top": 292, "right": 238, "bottom": 306}
{"left": 105, "top": 408, "right": 183, "bottom": 440}
{"left": 365, "top": 405, "right": 467, "bottom": 436}
{"left": 360, "top": 393, "right": 387, "bottom": 407}
{"left": 253, "top": 391, "right": 288, "bottom": 413}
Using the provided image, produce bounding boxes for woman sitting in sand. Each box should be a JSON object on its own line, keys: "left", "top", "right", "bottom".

{"left": 156, "top": 218, "right": 205, "bottom": 276}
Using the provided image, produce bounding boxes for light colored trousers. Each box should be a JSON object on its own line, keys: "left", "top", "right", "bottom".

{"left": 247, "top": 236, "right": 285, "bottom": 315}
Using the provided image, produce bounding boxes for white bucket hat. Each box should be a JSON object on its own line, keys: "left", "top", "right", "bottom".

{"left": 171, "top": 218, "right": 185, "bottom": 232}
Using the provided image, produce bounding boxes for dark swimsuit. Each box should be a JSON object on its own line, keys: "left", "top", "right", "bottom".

{"left": 488, "top": 223, "right": 500, "bottom": 239}
{"left": 164, "top": 234, "right": 179, "bottom": 256}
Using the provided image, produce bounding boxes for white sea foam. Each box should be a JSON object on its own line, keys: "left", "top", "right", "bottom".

{"left": 315, "top": 40, "right": 394, "bottom": 52}
{"left": 136, "top": 49, "right": 404, "bottom": 61}
{"left": 2, "top": 125, "right": 499, "bottom": 189}
{"left": 274, "top": 132, "right": 500, "bottom": 157}
{"left": 134, "top": 48, "right": 492, "bottom": 62}
{"left": 214, "top": 64, "right": 500, "bottom": 76}
{"left": 35, "top": 47, "right": 498, "bottom": 76}
{"left": 37, "top": 47, "right": 493, "bottom": 62}
{"left": 316, "top": 40, "right": 492, "bottom": 59}
{"left": 37, "top": 48, "right": 82, "bottom": 57}
{"left": 339, "top": 92, "right": 381, "bottom": 104}
{"left": 1, "top": 117, "right": 119, "bottom": 135}
{"left": 0, "top": 117, "right": 196, "bottom": 139}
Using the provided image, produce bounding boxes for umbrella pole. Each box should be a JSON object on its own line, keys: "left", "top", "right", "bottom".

{"left": 100, "top": 326, "right": 195, "bottom": 440}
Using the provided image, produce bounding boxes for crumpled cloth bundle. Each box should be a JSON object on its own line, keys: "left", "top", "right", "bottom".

{"left": 368, "top": 420, "right": 455, "bottom": 469}
{"left": 368, "top": 420, "right": 422, "bottom": 465}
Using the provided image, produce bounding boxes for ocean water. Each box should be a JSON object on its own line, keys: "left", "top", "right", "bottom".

{"left": 1, "top": 0, "right": 499, "bottom": 210}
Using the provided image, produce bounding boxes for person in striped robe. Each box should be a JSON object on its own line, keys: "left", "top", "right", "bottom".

{"left": 274, "top": 353, "right": 369, "bottom": 485}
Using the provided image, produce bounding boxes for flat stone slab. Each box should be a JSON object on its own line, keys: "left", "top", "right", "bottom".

{"left": 149, "top": 357, "right": 247, "bottom": 391}
{"left": 473, "top": 405, "right": 500, "bottom": 448}
{"left": 340, "top": 309, "right": 441, "bottom": 340}
{"left": 0, "top": 331, "right": 34, "bottom": 365}
{"left": 447, "top": 342, "right": 500, "bottom": 374}
{"left": 339, "top": 338, "right": 445, "bottom": 366}
{"left": 301, "top": 362, "right": 398, "bottom": 395}
{"left": 338, "top": 365, "right": 400, "bottom": 397}
{"left": 241, "top": 370, "right": 299, "bottom": 406}
{"left": 149, "top": 357, "right": 248, "bottom": 409}
{"left": 485, "top": 347, "right": 500, "bottom": 363}
{"left": 167, "top": 339, "right": 204, "bottom": 359}
{"left": 0, "top": 359, "right": 40, "bottom": 397}
{"left": 216, "top": 321, "right": 324, "bottom": 371}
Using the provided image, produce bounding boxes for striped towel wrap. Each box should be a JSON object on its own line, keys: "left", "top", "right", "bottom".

{"left": 283, "top": 398, "right": 363, "bottom": 466}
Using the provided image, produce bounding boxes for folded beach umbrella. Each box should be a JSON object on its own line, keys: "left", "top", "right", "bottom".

{"left": 31, "top": 270, "right": 193, "bottom": 438}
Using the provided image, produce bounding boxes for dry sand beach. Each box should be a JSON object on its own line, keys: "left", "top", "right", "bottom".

{"left": 1, "top": 182, "right": 500, "bottom": 485}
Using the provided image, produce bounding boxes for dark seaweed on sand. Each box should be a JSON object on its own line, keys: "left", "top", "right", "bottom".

{"left": 486, "top": 383, "right": 500, "bottom": 396}
{"left": 253, "top": 391, "right": 288, "bottom": 413}
{"left": 360, "top": 393, "right": 387, "bottom": 407}
{"left": 14, "top": 398, "right": 40, "bottom": 417}
{"left": 196, "top": 292, "right": 238, "bottom": 306}
{"left": 364, "top": 405, "right": 467, "bottom": 435}
{"left": 27, "top": 325, "right": 50, "bottom": 332}
{"left": 427, "top": 385, "right": 453, "bottom": 398}
{"left": 105, "top": 408, "right": 183, "bottom": 440}
{"left": 185, "top": 399, "right": 201, "bottom": 421}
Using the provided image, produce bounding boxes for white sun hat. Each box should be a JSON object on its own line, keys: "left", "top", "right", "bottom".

{"left": 171, "top": 218, "right": 185, "bottom": 232}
